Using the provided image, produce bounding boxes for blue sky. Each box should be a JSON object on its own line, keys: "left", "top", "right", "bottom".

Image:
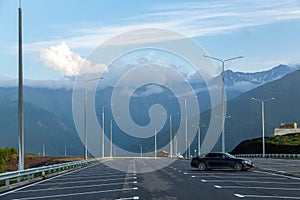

{"left": 1, "top": 0, "right": 300, "bottom": 81}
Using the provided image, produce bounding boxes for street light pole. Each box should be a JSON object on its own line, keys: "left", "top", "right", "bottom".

{"left": 110, "top": 120, "right": 113, "bottom": 158}
{"left": 139, "top": 144, "right": 142, "bottom": 158}
{"left": 85, "top": 77, "right": 103, "bottom": 160}
{"left": 154, "top": 128, "right": 157, "bottom": 159}
{"left": 84, "top": 90, "right": 88, "bottom": 160}
{"left": 169, "top": 115, "right": 172, "bottom": 158}
{"left": 251, "top": 97, "right": 274, "bottom": 157}
{"left": 185, "top": 99, "right": 188, "bottom": 159}
{"left": 18, "top": 0, "right": 24, "bottom": 171}
{"left": 192, "top": 124, "right": 206, "bottom": 156}
{"left": 203, "top": 55, "right": 243, "bottom": 153}
{"left": 102, "top": 107, "right": 105, "bottom": 158}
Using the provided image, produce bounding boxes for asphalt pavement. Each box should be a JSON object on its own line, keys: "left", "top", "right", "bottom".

{"left": 1, "top": 158, "right": 300, "bottom": 199}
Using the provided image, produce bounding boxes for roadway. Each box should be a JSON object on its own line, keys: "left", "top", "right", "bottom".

{"left": 1, "top": 159, "right": 300, "bottom": 199}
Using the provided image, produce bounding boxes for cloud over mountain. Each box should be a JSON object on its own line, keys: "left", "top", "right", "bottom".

{"left": 39, "top": 42, "right": 108, "bottom": 77}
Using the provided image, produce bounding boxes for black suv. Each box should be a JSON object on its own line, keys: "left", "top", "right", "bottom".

{"left": 190, "top": 152, "right": 254, "bottom": 171}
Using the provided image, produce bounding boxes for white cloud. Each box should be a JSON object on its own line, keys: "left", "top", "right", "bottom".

{"left": 39, "top": 42, "right": 84, "bottom": 76}
{"left": 39, "top": 42, "right": 108, "bottom": 77}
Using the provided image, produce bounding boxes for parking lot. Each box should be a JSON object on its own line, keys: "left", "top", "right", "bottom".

{"left": 1, "top": 158, "right": 300, "bottom": 199}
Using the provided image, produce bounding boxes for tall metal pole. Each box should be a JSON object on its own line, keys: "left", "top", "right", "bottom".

{"left": 203, "top": 55, "right": 243, "bottom": 152}
{"left": 154, "top": 128, "right": 157, "bottom": 159}
{"left": 110, "top": 120, "right": 112, "bottom": 157}
{"left": 221, "top": 61, "right": 225, "bottom": 153}
{"left": 84, "top": 90, "right": 88, "bottom": 160}
{"left": 198, "top": 126, "right": 200, "bottom": 156}
{"left": 102, "top": 107, "right": 105, "bottom": 158}
{"left": 185, "top": 99, "right": 188, "bottom": 159}
{"left": 139, "top": 144, "right": 142, "bottom": 158}
{"left": 262, "top": 101, "right": 265, "bottom": 157}
{"left": 64, "top": 145, "right": 67, "bottom": 157}
{"left": 251, "top": 97, "right": 274, "bottom": 158}
{"left": 18, "top": 0, "right": 24, "bottom": 171}
{"left": 174, "top": 135, "right": 177, "bottom": 155}
{"left": 42, "top": 144, "right": 45, "bottom": 157}
{"left": 169, "top": 115, "right": 173, "bottom": 158}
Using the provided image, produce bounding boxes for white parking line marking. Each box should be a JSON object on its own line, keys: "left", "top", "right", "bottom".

{"left": 54, "top": 173, "right": 126, "bottom": 181}
{"left": 234, "top": 194, "right": 300, "bottom": 199}
{"left": 0, "top": 163, "right": 101, "bottom": 197}
{"left": 215, "top": 185, "right": 300, "bottom": 190}
{"left": 12, "top": 187, "right": 138, "bottom": 200}
{"left": 234, "top": 194, "right": 245, "bottom": 198}
{"left": 14, "top": 181, "right": 138, "bottom": 193}
{"left": 116, "top": 196, "right": 140, "bottom": 200}
{"left": 39, "top": 176, "right": 136, "bottom": 186}
{"left": 190, "top": 175, "right": 289, "bottom": 180}
{"left": 253, "top": 170, "right": 300, "bottom": 180}
{"left": 199, "top": 179, "right": 300, "bottom": 184}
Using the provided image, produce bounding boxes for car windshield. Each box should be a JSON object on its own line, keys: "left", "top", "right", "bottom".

{"left": 225, "top": 153, "right": 236, "bottom": 158}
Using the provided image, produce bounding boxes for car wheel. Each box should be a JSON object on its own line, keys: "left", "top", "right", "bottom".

{"left": 234, "top": 162, "right": 243, "bottom": 171}
{"left": 198, "top": 162, "right": 207, "bottom": 171}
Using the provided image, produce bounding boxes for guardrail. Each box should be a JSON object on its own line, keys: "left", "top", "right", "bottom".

{"left": 0, "top": 158, "right": 100, "bottom": 189}
{"left": 235, "top": 154, "right": 300, "bottom": 159}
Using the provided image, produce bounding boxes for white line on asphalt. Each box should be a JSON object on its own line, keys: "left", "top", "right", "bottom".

{"left": 14, "top": 181, "right": 138, "bottom": 193}
{"left": 12, "top": 187, "right": 139, "bottom": 200}
{"left": 200, "top": 179, "right": 300, "bottom": 184}
{"left": 234, "top": 194, "right": 300, "bottom": 199}
{"left": 0, "top": 162, "right": 102, "bottom": 197}
{"left": 56, "top": 173, "right": 126, "bottom": 178}
{"left": 53, "top": 173, "right": 126, "bottom": 181}
{"left": 115, "top": 196, "right": 140, "bottom": 200}
{"left": 38, "top": 176, "right": 136, "bottom": 186}
{"left": 253, "top": 170, "right": 300, "bottom": 180}
{"left": 190, "top": 175, "right": 288, "bottom": 180}
{"left": 234, "top": 194, "right": 245, "bottom": 198}
{"left": 215, "top": 185, "right": 300, "bottom": 190}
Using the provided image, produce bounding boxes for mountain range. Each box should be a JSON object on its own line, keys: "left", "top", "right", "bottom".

{"left": 0, "top": 64, "right": 299, "bottom": 155}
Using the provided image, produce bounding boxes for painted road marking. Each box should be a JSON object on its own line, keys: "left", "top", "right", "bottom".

{"left": 14, "top": 181, "right": 138, "bottom": 193}
{"left": 116, "top": 196, "right": 140, "bottom": 200}
{"left": 234, "top": 194, "right": 300, "bottom": 199}
{"left": 214, "top": 185, "right": 300, "bottom": 190}
{"left": 0, "top": 163, "right": 101, "bottom": 197}
{"left": 199, "top": 179, "right": 300, "bottom": 184}
{"left": 38, "top": 176, "right": 136, "bottom": 186}
{"left": 12, "top": 187, "right": 139, "bottom": 200}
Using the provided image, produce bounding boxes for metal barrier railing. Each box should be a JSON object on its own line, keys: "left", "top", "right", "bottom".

{"left": 234, "top": 154, "right": 300, "bottom": 158}
{"left": 0, "top": 158, "right": 100, "bottom": 188}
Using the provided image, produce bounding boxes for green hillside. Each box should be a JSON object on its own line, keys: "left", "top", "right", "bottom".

{"left": 231, "top": 133, "right": 300, "bottom": 154}
{"left": 0, "top": 148, "right": 17, "bottom": 172}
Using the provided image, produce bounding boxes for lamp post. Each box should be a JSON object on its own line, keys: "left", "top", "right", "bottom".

{"left": 192, "top": 124, "right": 206, "bottom": 156}
{"left": 183, "top": 96, "right": 197, "bottom": 159}
{"left": 18, "top": 0, "right": 24, "bottom": 171}
{"left": 110, "top": 120, "right": 113, "bottom": 158}
{"left": 42, "top": 144, "right": 45, "bottom": 157}
{"left": 162, "top": 112, "right": 180, "bottom": 158}
{"left": 84, "top": 77, "right": 103, "bottom": 160}
{"left": 154, "top": 128, "right": 157, "bottom": 159}
{"left": 102, "top": 107, "right": 105, "bottom": 158}
{"left": 84, "top": 89, "right": 88, "bottom": 160}
{"left": 203, "top": 55, "right": 243, "bottom": 153}
{"left": 139, "top": 144, "right": 143, "bottom": 158}
{"left": 251, "top": 97, "right": 274, "bottom": 157}
{"left": 64, "top": 145, "right": 67, "bottom": 157}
